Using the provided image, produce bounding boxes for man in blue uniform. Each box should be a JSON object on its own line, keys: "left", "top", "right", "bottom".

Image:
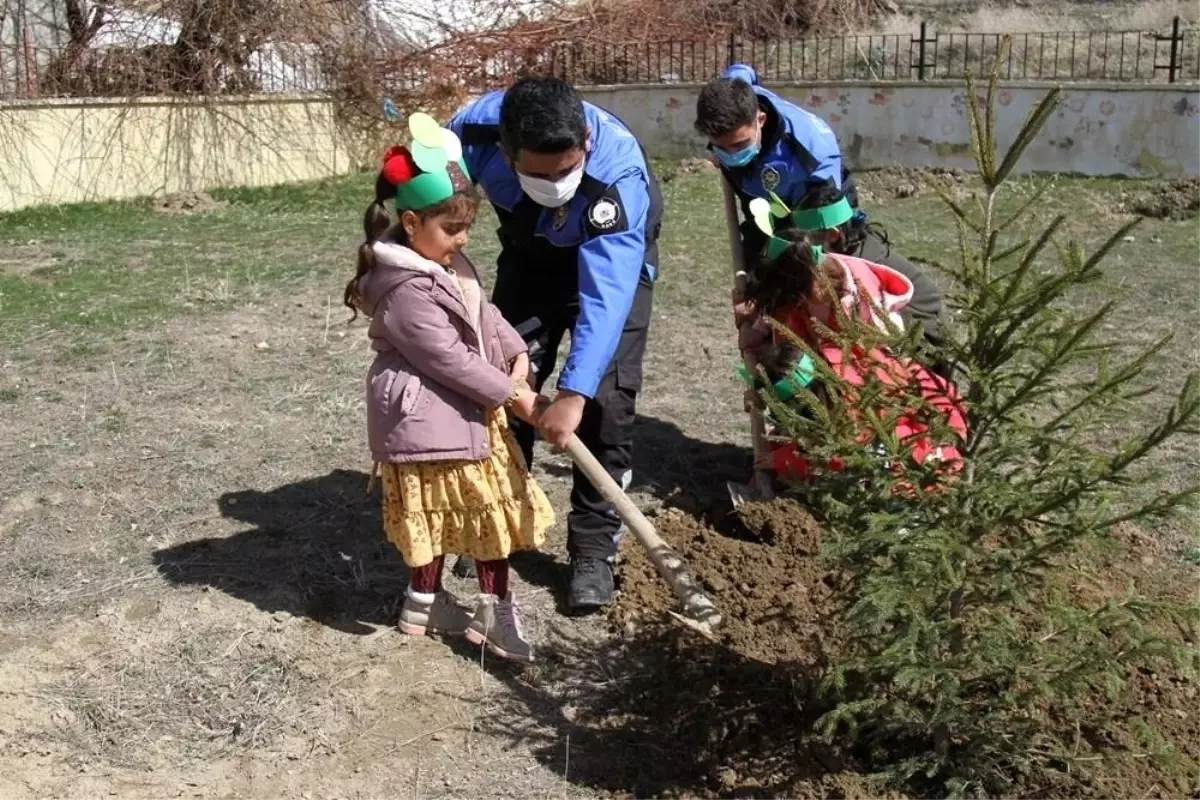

{"left": 448, "top": 77, "right": 662, "bottom": 611}
{"left": 694, "top": 64, "right": 943, "bottom": 351}
{"left": 695, "top": 63, "right": 847, "bottom": 265}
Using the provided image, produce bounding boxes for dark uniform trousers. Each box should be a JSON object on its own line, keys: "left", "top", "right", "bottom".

{"left": 491, "top": 241, "right": 655, "bottom": 563}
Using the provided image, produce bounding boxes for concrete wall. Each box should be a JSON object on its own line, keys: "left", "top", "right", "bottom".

{"left": 0, "top": 95, "right": 354, "bottom": 211}
{"left": 1, "top": 82, "right": 1195, "bottom": 212}
{"left": 582, "top": 82, "right": 1200, "bottom": 177}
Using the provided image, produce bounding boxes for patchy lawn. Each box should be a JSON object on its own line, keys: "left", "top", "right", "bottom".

{"left": 0, "top": 166, "right": 1196, "bottom": 798}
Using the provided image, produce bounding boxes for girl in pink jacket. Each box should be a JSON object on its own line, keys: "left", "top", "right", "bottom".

{"left": 345, "top": 114, "right": 553, "bottom": 664}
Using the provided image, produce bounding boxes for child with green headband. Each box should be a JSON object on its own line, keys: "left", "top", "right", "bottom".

{"left": 345, "top": 114, "right": 553, "bottom": 664}
{"left": 792, "top": 184, "right": 945, "bottom": 361}
{"left": 745, "top": 337, "right": 968, "bottom": 488}
{"left": 738, "top": 218, "right": 914, "bottom": 362}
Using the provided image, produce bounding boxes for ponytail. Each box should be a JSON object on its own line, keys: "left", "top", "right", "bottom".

{"left": 345, "top": 174, "right": 401, "bottom": 321}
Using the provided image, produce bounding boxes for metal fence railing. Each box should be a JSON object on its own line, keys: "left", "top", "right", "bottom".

{"left": 535, "top": 19, "right": 1200, "bottom": 86}
{"left": 3, "top": 18, "right": 1198, "bottom": 100}
{"left": 733, "top": 23, "right": 1199, "bottom": 84}
{"left": 0, "top": 41, "right": 327, "bottom": 100}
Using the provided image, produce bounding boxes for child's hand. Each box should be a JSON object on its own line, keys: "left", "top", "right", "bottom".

{"left": 733, "top": 294, "right": 757, "bottom": 329}
{"left": 509, "top": 352, "right": 531, "bottom": 384}
{"left": 508, "top": 388, "right": 544, "bottom": 425}
{"left": 738, "top": 317, "right": 770, "bottom": 355}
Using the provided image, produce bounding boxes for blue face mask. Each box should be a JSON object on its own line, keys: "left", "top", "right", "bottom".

{"left": 714, "top": 140, "right": 759, "bottom": 168}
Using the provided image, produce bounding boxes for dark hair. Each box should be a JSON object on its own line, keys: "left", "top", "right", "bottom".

{"left": 760, "top": 341, "right": 804, "bottom": 385}
{"left": 694, "top": 78, "right": 759, "bottom": 138}
{"left": 746, "top": 228, "right": 843, "bottom": 316}
{"left": 796, "top": 181, "right": 889, "bottom": 255}
{"left": 499, "top": 77, "right": 587, "bottom": 157}
{"left": 759, "top": 341, "right": 829, "bottom": 409}
{"left": 344, "top": 170, "right": 478, "bottom": 320}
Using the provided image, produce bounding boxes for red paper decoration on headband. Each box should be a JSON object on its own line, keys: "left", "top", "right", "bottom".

{"left": 382, "top": 146, "right": 418, "bottom": 186}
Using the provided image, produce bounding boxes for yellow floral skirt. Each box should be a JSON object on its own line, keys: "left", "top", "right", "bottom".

{"left": 379, "top": 408, "right": 554, "bottom": 567}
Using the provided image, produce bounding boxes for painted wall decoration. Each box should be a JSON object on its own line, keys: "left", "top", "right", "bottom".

{"left": 582, "top": 82, "right": 1199, "bottom": 178}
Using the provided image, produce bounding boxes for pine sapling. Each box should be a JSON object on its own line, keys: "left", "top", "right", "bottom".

{"left": 756, "top": 36, "right": 1200, "bottom": 798}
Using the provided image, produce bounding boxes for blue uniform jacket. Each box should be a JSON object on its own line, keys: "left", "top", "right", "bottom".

{"left": 716, "top": 65, "right": 849, "bottom": 261}
{"left": 449, "top": 91, "right": 662, "bottom": 399}
{"left": 718, "top": 63, "right": 844, "bottom": 206}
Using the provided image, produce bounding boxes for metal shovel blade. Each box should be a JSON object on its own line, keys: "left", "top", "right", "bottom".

{"left": 727, "top": 471, "right": 776, "bottom": 509}
{"left": 726, "top": 481, "right": 757, "bottom": 509}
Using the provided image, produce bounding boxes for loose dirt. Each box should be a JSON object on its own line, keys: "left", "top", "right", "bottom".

{"left": 1122, "top": 177, "right": 1200, "bottom": 221}
{"left": 600, "top": 497, "right": 1199, "bottom": 799}
{"left": 155, "top": 191, "right": 223, "bottom": 215}
{"left": 616, "top": 499, "right": 841, "bottom": 667}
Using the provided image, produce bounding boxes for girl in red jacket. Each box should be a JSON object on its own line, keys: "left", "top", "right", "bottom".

{"left": 738, "top": 196, "right": 966, "bottom": 488}
{"left": 749, "top": 340, "right": 967, "bottom": 487}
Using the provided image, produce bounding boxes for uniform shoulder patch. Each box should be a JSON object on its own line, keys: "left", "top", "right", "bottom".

{"left": 761, "top": 165, "right": 781, "bottom": 191}
{"left": 586, "top": 196, "right": 623, "bottom": 233}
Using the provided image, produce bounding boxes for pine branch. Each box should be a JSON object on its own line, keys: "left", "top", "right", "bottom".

{"left": 993, "top": 88, "right": 1063, "bottom": 187}
{"left": 1040, "top": 335, "right": 1172, "bottom": 432}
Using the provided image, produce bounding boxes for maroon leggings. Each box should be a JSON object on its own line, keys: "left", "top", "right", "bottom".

{"left": 409, "top": 556, "right": 509, "bottom": 598}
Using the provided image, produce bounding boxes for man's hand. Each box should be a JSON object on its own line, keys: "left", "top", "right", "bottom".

{"left": 509, "top": 352, "right": 531, "bottom": 384}
{"left": 537, "top": 391, "right": 587, "bottom": 449}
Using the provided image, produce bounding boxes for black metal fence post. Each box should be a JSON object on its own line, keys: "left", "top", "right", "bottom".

{"left": 1169, "top": 15, "right": 1181, "bottom": 83}
{"left": 914, "top": 21, "right": 932, "bottom": 80}
{"left": 1155, "top": 16, "right": 1184, "bottom": 83}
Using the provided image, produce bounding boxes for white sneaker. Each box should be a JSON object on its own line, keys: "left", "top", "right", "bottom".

{"left": 398, "top": 588, "right": 472, "bottom": 636}
{"left": 465, "top": 593, "right": 534, "bottom": 663}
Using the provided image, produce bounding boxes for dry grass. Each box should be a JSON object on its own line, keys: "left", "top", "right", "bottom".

{"left": 0, "top": 167, "right": 1195, "bottom": 797}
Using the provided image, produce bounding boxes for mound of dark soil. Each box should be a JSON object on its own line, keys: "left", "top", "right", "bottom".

{"left": 853, "top": 165, "right": 966, "bottom": 203}
{"left": 595, "top": 498, "right": 1199, "bottom": 799}
{"left": 1124, "top": 177, "right": 1200, "bottom": 221}
{"left": 615, "top": 499, "right": 841, "bottom": 666}
{"left": 591, "top": 499, "right": 865, "bottom": 798}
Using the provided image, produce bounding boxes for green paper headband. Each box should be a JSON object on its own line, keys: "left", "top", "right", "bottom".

{"left": 395, "top": 161, "right": 471, "bottom": 211}
{"left": 791, "top": 197, "right": 853, "bottom": 231}
{"left": 765, "top": 238, "right": 823, "bottom": 263}
{"left": 752, "top": 192, "right": 828, "bottom": 262}
{"left": 386, "top": 112, "right": 471, "bottom": 211}
{"left": 736, "top": 354, "right": 816, "bottom": 400}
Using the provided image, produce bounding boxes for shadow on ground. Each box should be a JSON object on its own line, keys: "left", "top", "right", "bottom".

{"left": 152, "top": 415, "right": 750, "bottom": 637}
{"left": 476, "top": 628, "right": 847, "bottom": 799}
{"left": 153, "top": 468, "right": 402, "bottom": 636}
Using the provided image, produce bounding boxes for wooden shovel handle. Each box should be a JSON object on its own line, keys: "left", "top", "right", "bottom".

{"left": 721, "top": 179, "right": 776, "bottom": 500}
{"left": 562, "top": 434, "right": 722, "bottom": 632}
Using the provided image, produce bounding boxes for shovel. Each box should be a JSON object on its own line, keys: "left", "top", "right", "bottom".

{"left": 721, "top": 176, "right": 776, "bottom": 509}
{"left": 563, "top": 433, "right": 723, "bottom": 639}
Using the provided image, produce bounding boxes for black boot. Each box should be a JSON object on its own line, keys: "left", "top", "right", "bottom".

{"left": 451, "top": 555, "right": 477, "bottom": 579}
{"left": 568, "top": 556, "right": 614, "bottom": 611}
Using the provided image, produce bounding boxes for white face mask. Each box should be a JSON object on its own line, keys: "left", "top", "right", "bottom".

{"left": 517, "top": 160, "right": 585, "bottom": 208}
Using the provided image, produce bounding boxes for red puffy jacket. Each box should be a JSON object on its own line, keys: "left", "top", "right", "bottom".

{"left": 769, "top": 342, "right": 968, "bottom": 488}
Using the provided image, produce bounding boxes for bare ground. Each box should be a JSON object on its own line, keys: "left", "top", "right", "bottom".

{"left": 0, "top": 270, "right": 754, "bottom": 798}
{"left": 0, "top": 169, "right": 1196, "bottom": 798}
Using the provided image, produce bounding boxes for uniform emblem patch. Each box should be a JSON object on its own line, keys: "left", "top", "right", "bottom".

{"left": 552, "top": 204, "right": 570, "bottom": 230}
{"left": 588, "top": 197, "right": 621, "bottom": 230}
{"left": 761, "top": 166, "right": 781, "bottom": 191}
